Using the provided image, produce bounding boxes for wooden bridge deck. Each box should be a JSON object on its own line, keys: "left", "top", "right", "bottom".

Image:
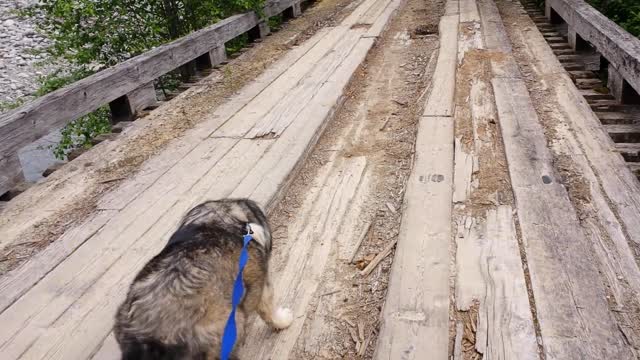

{"left": 2, "top": 0, "right": 640, "bottom": 359}
{"left": 0, "top": 0, "right": 401, "bottom": 358}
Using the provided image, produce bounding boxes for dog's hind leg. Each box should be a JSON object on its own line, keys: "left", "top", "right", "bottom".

{"left": 257, "top": 277, "right": 293, "bottom": 330}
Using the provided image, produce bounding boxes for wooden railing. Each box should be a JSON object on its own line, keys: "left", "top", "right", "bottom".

{"left": 0, "top": 0, "right": 303, "bottom": 196}
{"left": 545, "top": 0, "right": 640, "bottom": 100}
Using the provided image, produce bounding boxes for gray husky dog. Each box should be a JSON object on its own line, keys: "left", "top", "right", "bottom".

{"left": 114, "top": 199, "right": 293, "bottom": 360}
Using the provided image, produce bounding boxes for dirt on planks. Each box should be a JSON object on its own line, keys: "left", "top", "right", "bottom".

{"left": 0, "top": 0, "right": 363, "bottom": 275}
{"left": 449, "top": 46, "right": 513, "bottom": 360}
{"left": 496, "top": 0, "right": 640, "bottom": 352}
{"left": 249, "top": 0, "right": 444, "bottom": 358}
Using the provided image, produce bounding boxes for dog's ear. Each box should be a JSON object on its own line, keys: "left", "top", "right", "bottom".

{"left": 249, "top": 223, "right": 270, "bottom": 249}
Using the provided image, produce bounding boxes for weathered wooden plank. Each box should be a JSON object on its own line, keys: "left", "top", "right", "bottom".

{"left": 342, "top": 0, "right": 393, "bottom": 26}
{"left": 424, "top": 14, "right": 459, "bottom": 117}
{"left": 453, "top": 10, "right": 538, "bottom": 355}
{"left": 493, "top": 76, "right": 635, "bottom": 359}
{"left": 455, "top": 207, "right": 539, "bottom": 359}
{"left": 500, "top": 4, "right": 640, "bottom": 348}
{"left": 375, "top": 8, "right": 458, "bottom": 357}
{"left": 0, "top": 0, "right": 299, "bottom": 194}
{"left": 97, "top": 27, "right": 333, "bottom": 211}
{"left": 374, "top": 116, "right": 453, "bottom": 360}
{"left": 0, "top": 209, "right": 117, "bottom": 312}
{"left": 0, "top": 138, "right": 240, "bottom": 359}
{"left": 0, "top": 154, "right": 24, "bottom": 197}
{"left": 364, "top": 0, "right": 405, "bottom": 37}
{"left": 452, "top": 138, "right": 474, "bottom": 203}
{"left": 477, "top": 0, "right": 520, "bottom": 78}
{"left": 90, "top": 333, "right": 118, "bottom": 360}
{"left": 235, "top": 38, "right": 377, "bottom": 209}
{"left": 357, "top": 0, "right": 391, "bottom": 25}
{"left": 507, "top": 0, "right": 640, "bottom": 272}
{"left": 240, "top": 157, "right": 367, "bottom": 359}
{"left": 13, "top": 139, "right": 273, "bottom": 360}
{"left": 244, "top": 29, "right": 365, "bottom": 139}
{"left": 0, "top": 27, "right": 334, "bottom": 307}
{"left": 212, "top": 25, "right": 354, "bottom": 138}
{"left": 459, "top": 0, "right": 480, "bottom": 23}
{"left": 445, "top": 0, "right": 460, "bottom": 15}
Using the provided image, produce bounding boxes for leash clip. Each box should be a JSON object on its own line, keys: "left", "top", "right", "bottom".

{"left": 245, "top": 223, "right": 253, "bottom": 235}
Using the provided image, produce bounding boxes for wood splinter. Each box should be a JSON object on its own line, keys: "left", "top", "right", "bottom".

{"left": 359, "top": 238, "right": 398, "bottom": 276}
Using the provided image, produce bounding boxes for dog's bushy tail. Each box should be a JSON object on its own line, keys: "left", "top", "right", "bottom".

{"left": 120, "top": 339, "right": 194, "bottom": 360}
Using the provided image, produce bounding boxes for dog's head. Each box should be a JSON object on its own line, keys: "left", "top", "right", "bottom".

{"left": 180, "top": 199, "right": 272, "bottom": 251}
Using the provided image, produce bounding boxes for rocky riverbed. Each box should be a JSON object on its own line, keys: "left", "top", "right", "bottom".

{"left": 0, "top": 0, "right": 54, "bottom": 108}
{"left": 1, "top": 1, "right": 64, "bottom": 182}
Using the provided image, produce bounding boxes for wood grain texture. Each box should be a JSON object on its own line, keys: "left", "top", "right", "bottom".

{"left": 453, "top": 7, "right": 538, "bottom": 357}
{"left": 454, "top": 207, "right": 539, "bottom": 360}
{"left": 375, "top": 6, "right": 458, "bottom": 357}
{"left": 0, "top": 0, "right": 299, "bottom": 195}
{"left": 501, "top": 2, "right": 640, "bottom": 349}
{"left": 374, "top": 115, "right": 453, "bottom": 360}
{"left": 493, "top": 76, "right": 634, "bottom": 359}
{"left": 239, "top": 157, "right": 367, "bottom": 359}
{"left": 423, "top": 14, "right": 458, "bottom": 117}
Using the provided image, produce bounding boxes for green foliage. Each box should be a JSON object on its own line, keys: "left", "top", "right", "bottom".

{"left": 34, "top": 68, "right": 94, "bottom": 97}
{"left": 30, "top": 0, "right": 264, "bottom": 69}
{"left": 269, "top": 14, "right": 284, "bottom": 30}
{"left": 0, "top": 99, "right": 25, "bottom": 113}
{"left": 225, "top": 33, "right": 250, "bottom": 55}
{"left": 529, "top": 1, "right": 640, "bottom": 37}
{"left": 53, "top": 108, "right": 112, "bottom": 160}
{"left": 22, "top": 0, "right": 266, "bottom": 157}
{"left": 585, "top": 0, "right": 640, "bottom": 37}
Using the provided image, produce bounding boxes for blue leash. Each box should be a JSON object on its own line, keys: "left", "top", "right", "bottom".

{"left": 220, "top": 225, "right": 253, "bottom": 360}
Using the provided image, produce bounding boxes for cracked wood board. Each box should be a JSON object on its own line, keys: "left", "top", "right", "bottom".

{"left": 239, "top": 156, "right": 367, "bottom": 359}
{"left": 452, "top": 3, "right": 538, "bottom": 356}
{"left": 374, "top": 5, "right": 458, "bottom": 358}
{"left": 454, "top": 207, "right": 538, "bottom": 359}
{"left": 374, "top": 115, "right": 453, "bottom": 360}
{"left": 423, "top": 14, "right": 459, "bottom": 117}
{"left": 497, "top": 0, "right": 640, "bottom": 350}
{"left": 492, "top": 75, "right": 635, "bottom": 359}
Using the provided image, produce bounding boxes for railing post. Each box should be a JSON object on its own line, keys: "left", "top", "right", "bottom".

{"left": 0, "top": 154, "right": 25, "bottom": 199}
{"left": 210, "top": 46, "right": 228, "bottom": 65}
{"left": 608, "top": 64, "right": 625, "bottom": 102}
{"left": 109, "top": 82, "right": 158, "bottom": 123}
{"left": 608, "top": 64, "right": 640, "bottom": 104}
{"left": 544, "top": 0, "right": 551, "bottom": 19}
{"left": 285, "top": 1, "right": 302, "bottom": 19}
{"left": 195, "top": 46, "right": 228, "bottom": 70}
{"left": 249, "top": 20, "right": 270, "bottom": 41}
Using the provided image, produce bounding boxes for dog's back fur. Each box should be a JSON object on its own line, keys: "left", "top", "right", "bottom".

{"left": 114, "top": 199, "right": 292, "bottom": 360}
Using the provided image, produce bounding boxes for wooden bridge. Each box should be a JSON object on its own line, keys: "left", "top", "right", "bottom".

{"left": 1, "top": 0, "right": 640, "bottom": 358}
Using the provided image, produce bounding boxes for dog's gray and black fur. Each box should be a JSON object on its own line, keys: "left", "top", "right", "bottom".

{"left": 114, "top": 199, "right": 293, "bottom": 360}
